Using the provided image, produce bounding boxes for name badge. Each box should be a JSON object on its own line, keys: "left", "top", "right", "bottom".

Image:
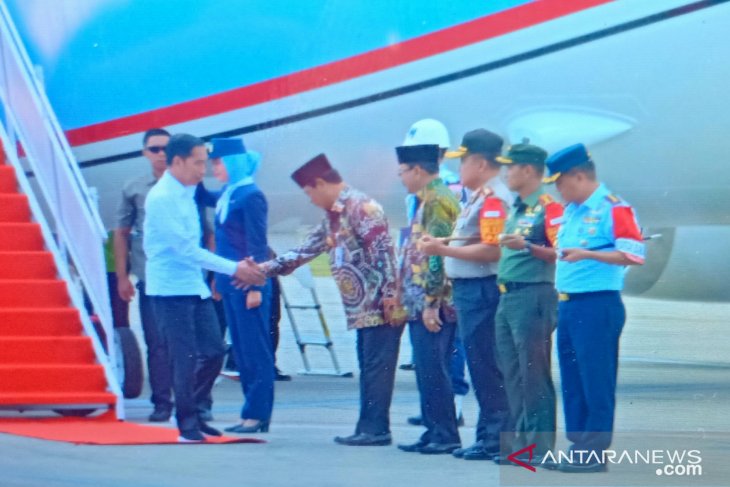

{"left": 550, "top": 216, "right": 564, "bottom": 226}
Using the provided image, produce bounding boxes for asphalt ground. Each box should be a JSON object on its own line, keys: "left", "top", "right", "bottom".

{"left": 1, "top": 264, "right": 728, "bottom": 487}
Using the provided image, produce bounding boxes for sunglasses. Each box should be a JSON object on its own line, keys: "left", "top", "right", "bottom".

{"left": 145, "top": 145, "right": 167, "bottom": 154}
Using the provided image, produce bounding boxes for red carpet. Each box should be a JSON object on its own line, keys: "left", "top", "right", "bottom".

{"left": 0, "top": 414, "right": 265, "bottom": 445}
{"left": 0, "top": 139, "right": 261, "bottom": 446}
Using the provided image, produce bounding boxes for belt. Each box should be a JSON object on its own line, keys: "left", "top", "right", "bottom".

{"left": 558, "top": 290, "right": 620, "bottom": 302}
{"left": 451, "top": 275, "right": 497, "bottom": 282}
{"left": 498, "top": 282, "right": 550, "bottom": 294}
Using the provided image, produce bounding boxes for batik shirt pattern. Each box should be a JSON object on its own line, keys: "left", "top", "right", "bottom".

{"left": 400, "top": 178, "right": 460, "bottom": 319}
{"left": 265, "top": 186, "right": 397, "bottom": 330}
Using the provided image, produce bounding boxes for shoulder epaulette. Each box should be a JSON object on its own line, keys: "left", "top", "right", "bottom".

{"left": 538, "top": 193, "right": 555, "bottom": 206}
{"left": 605, "top": 194, "right": 622, "bottom": 205}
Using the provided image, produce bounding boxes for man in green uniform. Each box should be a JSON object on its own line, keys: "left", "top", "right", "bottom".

{"left": 493, "top": 143, "right": 563, "bottom": 466}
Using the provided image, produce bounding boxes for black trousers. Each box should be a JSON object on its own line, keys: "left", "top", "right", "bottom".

{"left": 151, "top": 296, "right": 225, "bottom": 434}
{"left": 106, "top": 273, "right": 130, "bottom": 328}
{"left": 137, "top": 281, "right": 173, "bottom": 411}
{"left": 354, "top": 324, "right": 404, "bottom": 436}
{"left": 452, "top": 277, "right": 511, "bottom": 452}
{"left": 410, "top": 316, "right": 461, "bottom": 445}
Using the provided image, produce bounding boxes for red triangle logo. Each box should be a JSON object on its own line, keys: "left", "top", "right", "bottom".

{"left": 508, "top": 443, "right": 537, "bottom": 472}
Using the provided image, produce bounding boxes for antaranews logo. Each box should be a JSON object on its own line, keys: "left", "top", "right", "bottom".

{"left": 506, "top": 443, "right": 703, "bottom": 475}
{"left": 507, "top": 444, "right": 538, "bottom": 472}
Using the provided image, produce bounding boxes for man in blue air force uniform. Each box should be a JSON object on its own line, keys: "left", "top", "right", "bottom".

{"left": 545, "top": 144, "right": 645, "bottom": 473}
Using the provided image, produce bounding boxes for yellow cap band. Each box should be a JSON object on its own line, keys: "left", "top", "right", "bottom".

{"left": 444, "top": 146, "right": 468, "bottom": 159}
{"left": 542, "top": 172, "right": 561, "bottom": 183}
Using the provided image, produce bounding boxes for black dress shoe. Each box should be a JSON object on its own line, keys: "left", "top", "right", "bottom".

{"left": 408, "top": 414, "right": 463, "bottom": 427}
{"left": 407, "top": 415, "right": 423, "bottom": 426}
{"left": 224, "top": 420, "right": 270, "bottom": 434}
{"left": 493, "top": 454, "right": 517, "bottom": 466}
{"left": 178, "top": 430, "right": 206, "bottom": 443}
{"left": 198, "top": 410, "right": 214, "bottom": 422}
{"left": 453, "top": 441, "right": 483, "bottom": 459}
{"left": 420, "top": 442, "right": 462, "bottom": 455}
{"left": 275, "top": 367, "right": 292, "bottom": 382}
{"left": 494, "top": 452, "right": 555, "bottom": 468}
{"left": 397, "top": 440, "right": 429, "bottom": 452}
{"left": 148, "top": 407, "right": 172, "bottom": 422}
{"left": 333, "top": 433, "right": 392, "bottom": 446}
{"left": 463, "top": 446, "right": 497, "bottom": 461}
{"left": 558, "top": 461, "right": 608, "bottom": 473}
{"left": 199, "top": 422, "right": 222, "bottom": 436}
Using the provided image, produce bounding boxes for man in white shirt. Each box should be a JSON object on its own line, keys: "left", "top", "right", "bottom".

{"left": 144, "top": 133, "right": 264, "bottom": 442}
{"left": 114, "top": 128, "right": 174, "bottom": 422}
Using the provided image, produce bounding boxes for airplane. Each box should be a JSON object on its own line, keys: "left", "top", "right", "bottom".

{"left": 5, "top": 0, "right": 730, "bottom": 301}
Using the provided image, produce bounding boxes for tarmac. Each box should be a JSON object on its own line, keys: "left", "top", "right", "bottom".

{"left": 1, "top": 251, "right": 729, "bottom": 487}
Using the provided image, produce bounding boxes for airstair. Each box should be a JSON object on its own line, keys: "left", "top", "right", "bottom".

{"left": 0, "top": 3, "right": 123, "bottom": 419}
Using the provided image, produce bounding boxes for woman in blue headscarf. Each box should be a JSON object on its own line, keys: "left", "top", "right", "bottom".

{"left": 209, "top": 137, "right": 273, "bottom": 433}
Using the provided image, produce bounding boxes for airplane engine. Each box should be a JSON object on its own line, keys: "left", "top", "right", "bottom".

{"left": 624, "top": 226, "right": 730, "bottom": 302}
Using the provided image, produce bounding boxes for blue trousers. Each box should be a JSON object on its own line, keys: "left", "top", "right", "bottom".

{"left": 222, "top": 282, "right": 275, "bottom": 421}
{"left": 557, "top": 291, "right": 625, "bottom": 454}
{"left": 450, "top": 335, "right": 469, "bottom": 396}
{"left": 452, "top": 277, "right": 511, "bottom": 452}
{"left": 410, "top": 315, "right": 461, "bottom": 445}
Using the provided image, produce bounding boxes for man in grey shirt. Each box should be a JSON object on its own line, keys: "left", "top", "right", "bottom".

{"left": 114, "top": 128, "right": 174, "bottom": 422}
{"left": 420, "top": 129, "right": 513, "bottom": 461}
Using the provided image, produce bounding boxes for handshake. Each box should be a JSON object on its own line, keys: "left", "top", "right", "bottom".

{"left": 233, "top": 257, "right": 268, "bottom": 287}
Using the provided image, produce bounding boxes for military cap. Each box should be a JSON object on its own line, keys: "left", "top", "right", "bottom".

{"left": 543, "top": 143, "right": 592, "bottom": 183}
{"left": 444, "top": 129, "right": 503, "bottom": 159}
{"left": 496, "top": 143, "right": 548, "bottom": 167}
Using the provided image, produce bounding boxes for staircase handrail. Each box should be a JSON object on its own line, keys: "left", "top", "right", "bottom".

{"left": 0, "top": 3, "right": 123, "bottom": 417}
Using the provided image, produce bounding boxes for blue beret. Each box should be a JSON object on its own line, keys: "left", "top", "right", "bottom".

{"left": 208, "top": 137, "right": 246, "bottom": 159}
{"left": 544, "top": 143, "right": 591, "bottom": 183}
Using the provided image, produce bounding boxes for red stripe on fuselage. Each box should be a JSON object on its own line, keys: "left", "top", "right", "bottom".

{"left": 66, "top": 0, "right": 613, "bottom": 146}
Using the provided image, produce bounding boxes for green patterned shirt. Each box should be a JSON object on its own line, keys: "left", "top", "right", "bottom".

{"left": 400, "top": 178, "right": 460, "bottom": 317}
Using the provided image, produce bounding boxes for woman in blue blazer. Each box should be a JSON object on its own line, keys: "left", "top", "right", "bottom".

{"left": 209, "top": 137, "right": 273, "bottom": 433}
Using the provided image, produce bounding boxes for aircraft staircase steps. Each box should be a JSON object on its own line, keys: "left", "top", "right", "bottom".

{"left": 0, "top": 158, "right": 116, "bottom": 416}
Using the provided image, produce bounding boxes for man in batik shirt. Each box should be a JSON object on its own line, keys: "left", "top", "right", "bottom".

{"left": 261, "top": 154, "right": 404, "bottom": 447}
{"left": 395, "top": 144, "right": 462, "bottom": 455}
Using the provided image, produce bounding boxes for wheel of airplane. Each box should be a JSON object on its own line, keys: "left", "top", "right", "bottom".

{"left": 113, "top": 327, "right": 143, "bottom": 399}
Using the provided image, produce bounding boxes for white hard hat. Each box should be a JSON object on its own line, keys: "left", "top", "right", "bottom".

{"left": 403, "top": 118, "right": 450, "bottom": 149}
